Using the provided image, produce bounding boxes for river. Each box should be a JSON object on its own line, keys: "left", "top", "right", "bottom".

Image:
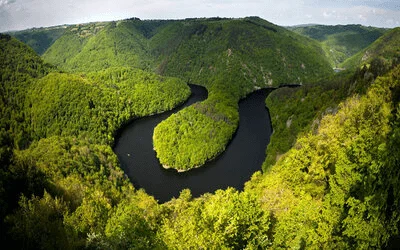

{"left": 114, "top": 84, "right": 273, "bottom": 203}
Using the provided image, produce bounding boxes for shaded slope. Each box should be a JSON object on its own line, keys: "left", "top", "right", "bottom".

{"left": 0, "top": 34, "right": 54, "bottom": 149}
{"left": 288, "top": 24, "right": 387, "bottom": 67}
{"left": 42, "top": 19, "right": 174, "bottom": 72}
{"left": 341, "top": 27, "right": 400, "bottom": 70}
{"left": 153, "top": 17, "right": 333, "bottom": 94}
{"left": 43, "top": 17, "right": 334, "bottom": 91}
{"left": 9, "top": 26, "right": 67, "bottom": 55}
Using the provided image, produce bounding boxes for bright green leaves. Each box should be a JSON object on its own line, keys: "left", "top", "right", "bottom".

{"left": 153, "top": 105, "right": 235, "bottom": 171}
{"left": 250, "top": 65, "right": 400, "bottom": 248}
{"left": 104, "top": 197, "right": 162, "bottom": 249}
{"left": 5, "top": 191, "right": 70, "bottom": 249}
{"left": 153, "top": 89, "right": 239, "bottom": 171}
{"left": 160, "top": 188, "right": 271, "bottom": 249}
{"left": 26, "top": 68, "right": 190, "bottom": 145}
{"left": 43, "top": 21, "right": 151, "bottom": 72}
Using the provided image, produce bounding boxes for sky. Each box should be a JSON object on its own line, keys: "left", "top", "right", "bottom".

{"left": 1, "top": 0, "right": 400, "bottom": 32}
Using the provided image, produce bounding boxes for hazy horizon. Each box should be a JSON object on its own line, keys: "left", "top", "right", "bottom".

{"left": 1, "top": 0, "right": 400, "bottom": 32}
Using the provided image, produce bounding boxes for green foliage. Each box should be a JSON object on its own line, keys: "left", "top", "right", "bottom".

{"left": 10, "top": 26, "right": 67, "bottom": 55}
{"left": 5, "top": 191, "right": 71, "bottom": 249}
{"left": 341, "top": 27, "right": 400, "bottom": 70}
{"left": 13, "top": 136, "right": 129, "bottom": 204}
{"left": 25, "top": 68, "right": 190, "bottom": 144}
{"left": 160, "top": 188, "right": 271, "bottom": 249}
{"left": 39, "top": 17, "right": 334, "bottom": 171}
{"left": 247, "top": 65, "right": 400, "bottom": 248}
{"left": 152, "top": 17, "right": 333, "bottom": 93}
{"left": 43, "top": 21, "right": 152, "bottom": 72}
{"left": 2, "top": 18, "right": 400, "bottom": 250}
{"left": 153, "top": 79, "right": 240, "bottom": 171}
{"left": 153, "top": 103, "right": 237, "bottom": 171}
{"left": 42, "top": 17, "right": 333, "bottom": 94}
{"left": 289, "top": 24, "right": 387, "bottom": 66}
{"left": 0, "top": 34, "right": 54, "bottom": 148}
{"left": 264, "top": 72, "right": 351, "bottom": 170}
{"left": 104, "top": 192, "right": 164, "bottom": 249}
{"left": 263, "top": 50, "right": 400, "bottom": 170}
{"left": 8, "top": 136, "right": 164, "bottom": 248}
{"left": 0, "top": 36, "right": 190, "bottom": 248}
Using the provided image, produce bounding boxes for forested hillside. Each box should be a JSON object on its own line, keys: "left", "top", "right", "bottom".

{"left": 264, "top": 25, "right": 400, "bottom": 169}
{"left": 1, "top": 17, "right": 400, "bottom": 249}
{"left": 342, "top": 27, "right": 400, "bottom": 70}
{"left": 0, "top": 35, "right": 190, "bottom": 248}
{"left": 288, "top": 24, "right": 387, "bottom": 67}
{"left": 9, "top": 26, "right": 67, "bottom": 55}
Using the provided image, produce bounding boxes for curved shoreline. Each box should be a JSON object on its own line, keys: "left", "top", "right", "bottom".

{"left": 112, "top": 83, "right": 208, "bottom": 149}
{"left": 113, "top": 85, "right": 281, "bottom": 202}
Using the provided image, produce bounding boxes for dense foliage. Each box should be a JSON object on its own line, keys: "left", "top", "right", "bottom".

{"left": 26, "top": 68, "right": 190, "bottom": 144}
{"left": 9, "top": 26, "right": 67, "bottom": 55}
{"left": 342, "top": 27, "right": 400, "bottom": 70}
{"left": 152, "top": 17, "right": 333, "bottom": 91}
{"left": 149, "top": 17, "right": 334, "bottom": 170}
{"left": 288, "top": 24, "right": 386, "bottom": 67}
{"left": 0, "top": 36, "right": 189, "bottom": 248}
{"left": 43, "top": 17, "right": 333, "bottom": 91}
{"left": 264, "top": 26, "right": 400, "bottom": 169}
{"left": 154, "top": 82, "right": 239, "bottom": 170}
{"left": 247, "top": 65, "right": 400, "bottom": 248}
{"left": 1, "top": 18, "right": 400, "bottom": 249}
{"left": 41, "top": 17, "right": 335, "bottom": 171}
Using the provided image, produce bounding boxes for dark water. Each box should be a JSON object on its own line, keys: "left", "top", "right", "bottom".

{"left": 114, "top": 84, "right": 273, "bottom": 203}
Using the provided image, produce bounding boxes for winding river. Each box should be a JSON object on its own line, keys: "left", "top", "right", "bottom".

{"left": 114, "top": 84, "right": 273, "bottom": 203}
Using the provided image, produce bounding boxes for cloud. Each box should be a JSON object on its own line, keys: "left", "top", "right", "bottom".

{"left": 0, "top": 0, "right": 399, "bottom": 32}
{"left": 304, "top": 0, "right": 400, "bottom": 11}
{"left": 0, "top": 0, "right": 16, "bottom": 8}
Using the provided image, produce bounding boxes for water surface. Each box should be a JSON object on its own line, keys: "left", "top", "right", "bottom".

{"left": 114, "top": 85, "right": 273, "bottom": 202}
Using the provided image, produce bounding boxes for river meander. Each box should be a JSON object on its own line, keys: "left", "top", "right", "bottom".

{"left": 114, "top": 84, "right": 273, "bottom": 203}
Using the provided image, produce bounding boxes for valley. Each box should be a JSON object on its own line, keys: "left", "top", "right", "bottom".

{"left": 1, "top": 17, "right": 400, "bottom": 249}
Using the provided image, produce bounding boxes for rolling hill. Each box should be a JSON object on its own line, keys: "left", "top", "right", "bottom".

{"left": 288, "top": 24, "right": 387, "bottom": 67}
{"left": 9, "top": 26, "right": 67, "bottom": 55}
{"left": 263, "top": 25, "right": 400, "bottom": 169}
{"left": 43, "top": 17, "right": 334, "bottom": 90}
{"left": 341, "top": 27, "right": 400, "bottom": 70}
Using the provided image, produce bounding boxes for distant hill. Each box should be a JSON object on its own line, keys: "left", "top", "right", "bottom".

{"left": 288, "top": 24, "right": 387, "bottom": 67}
{"left": 150, "top": 17, "right": 333, "bottom": 95}
{"left": 8, "top": 26, "right": 67, "bottom": 55}
{"left": 341, "top": 27, "right": 400, "bottom": 70}
{"left": 41, "top": 17, "right": 333, "bottom": 94}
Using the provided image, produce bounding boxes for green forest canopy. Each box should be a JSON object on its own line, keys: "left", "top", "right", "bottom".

{"left": 1, "top": 17, "right": 400, "bottom": 248}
